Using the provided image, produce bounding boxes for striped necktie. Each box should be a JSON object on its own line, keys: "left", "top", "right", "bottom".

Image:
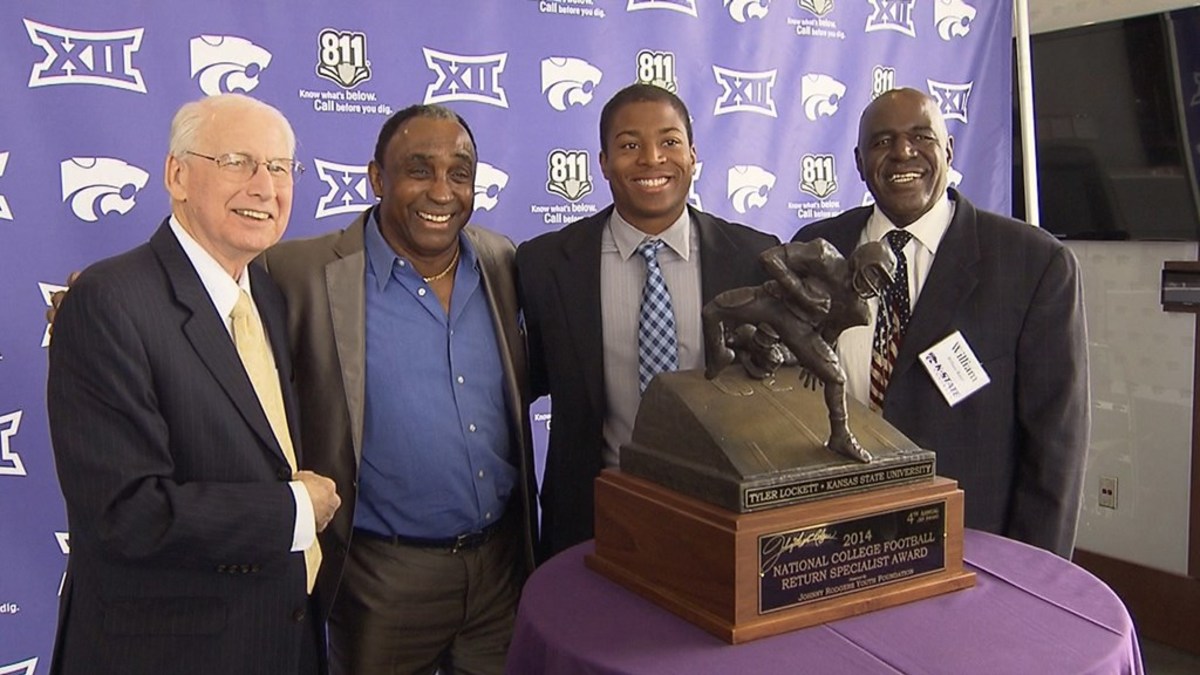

{"left": 869, "top": 229, "right": 913, "bottom": 412}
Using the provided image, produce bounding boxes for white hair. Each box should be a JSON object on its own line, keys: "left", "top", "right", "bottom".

{"left": 167, "top": 94, "right": 296, "bottom": 158}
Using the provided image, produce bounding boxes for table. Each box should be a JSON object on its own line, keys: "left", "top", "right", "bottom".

{"left": 506, "top": 530, "right": 1143, "bottom": 674}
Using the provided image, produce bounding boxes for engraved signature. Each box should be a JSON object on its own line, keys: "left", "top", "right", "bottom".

{"left": 760, "top": 527, "right": 837, "bottom": 574}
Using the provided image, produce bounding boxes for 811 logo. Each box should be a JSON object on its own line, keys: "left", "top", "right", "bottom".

{"left": 635, "top": 50, "right": 677, "bottom": 92}
{"left": 546, "top": 149, "right": 593, "bottom": 202}
{"left": 317, "top": 29, "right": 371, "bottom": 89}
{"left": 314, "top": 159, "right": 371, "bottom": 219}
{"left": 24, "top": 19, "right": 146, "bottom": 93}
{"left": 799, "top": 154, "right": 837, "bottom": 199}
{"left": 871, "top": 65, "right": 896, "bottom": 99}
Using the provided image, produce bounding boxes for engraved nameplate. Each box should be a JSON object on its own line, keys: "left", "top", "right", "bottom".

{"left": 758, "top": 501, "right": 946, "bottom": 613}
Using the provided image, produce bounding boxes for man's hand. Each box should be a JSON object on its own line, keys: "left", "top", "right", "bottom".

{"left": 45, "top": 271, "right": 82, "bottom": 339}
{"left": 295, "top": 470, "right": 341, "bottom": 532}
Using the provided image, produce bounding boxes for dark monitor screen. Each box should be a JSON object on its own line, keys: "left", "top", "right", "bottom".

{"left": 1013, "top": 10, "right": 1200, "bottom": 241}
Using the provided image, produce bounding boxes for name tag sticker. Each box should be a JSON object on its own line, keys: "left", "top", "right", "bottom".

{"left": 918, "top": 331, "right": 990, "bottom": 407}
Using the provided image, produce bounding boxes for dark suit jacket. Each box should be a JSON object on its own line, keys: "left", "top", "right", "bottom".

{"left": 793, "top": 190, "right": 1090, "bottom": 558}
{"left": 47, "top": 221, "right": 315, "bottom": 675}
{"left": 261, "top": 209, "right": 538, "bottom": 620}
{"left": 517, "top": 205, "right": 780, "bottom": 558}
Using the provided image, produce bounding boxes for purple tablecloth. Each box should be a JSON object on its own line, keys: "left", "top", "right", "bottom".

{"left": 506, "top": 530, "right": 1143, "bottom": 675}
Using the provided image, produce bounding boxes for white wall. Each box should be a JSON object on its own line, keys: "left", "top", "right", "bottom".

{"left": 1030, "top": 0, "right": 1200, "bottom": 34}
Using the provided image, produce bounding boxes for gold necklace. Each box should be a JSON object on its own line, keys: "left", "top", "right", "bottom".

{"left": 422, "top": 246, "right": 460, "bottom": 283}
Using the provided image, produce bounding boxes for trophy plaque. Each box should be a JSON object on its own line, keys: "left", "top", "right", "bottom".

{"left": 586, "top": 369, "right": 976, "bottom": 644}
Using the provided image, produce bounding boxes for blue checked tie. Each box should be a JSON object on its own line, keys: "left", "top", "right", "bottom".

{"left": 636, "top": 239, "right": 679, "bottom": 393}
{"left": 870, "top": 229, "right": 913, "bottom": 412}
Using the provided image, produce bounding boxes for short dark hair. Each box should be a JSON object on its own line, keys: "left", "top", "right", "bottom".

{"left": 598, "top": 84, "right": 693, "bottom": 153}
{"left": 373, "top": 104, "right": 477, "bottom": 167}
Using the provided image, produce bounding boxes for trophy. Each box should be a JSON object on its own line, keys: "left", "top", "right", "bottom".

{"left": 586, "top": 239, "right": 975, "bottom": 643}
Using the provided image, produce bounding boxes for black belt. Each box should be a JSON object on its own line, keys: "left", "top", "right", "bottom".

{"left": 354, "top": 516, "right": 505, "bottom": 553}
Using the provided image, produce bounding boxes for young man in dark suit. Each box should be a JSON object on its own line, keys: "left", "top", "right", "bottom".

{"left": 517, "top": 84, "right": 780, "bottom": 559}
{"left": 46, "top": 95, "right": 340, "bottom": 674}
{"left": 793, "top": 87, "right": 1089, "bottom": 558}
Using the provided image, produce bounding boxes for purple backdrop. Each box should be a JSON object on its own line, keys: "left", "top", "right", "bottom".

{"left": 0, "top": 1, "right": 1010, "bottom": 669}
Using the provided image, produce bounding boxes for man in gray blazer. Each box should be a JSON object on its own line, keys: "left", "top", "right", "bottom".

{"left": 262, "top": 105, "right": 536, "bottom": 675}
{"left": 793, "top": 88, "right": 1089, "bottom": 558}
{"left": 517, "top": 84, "right": 780, "bottom": 559}
{"left": 47, "top": 95, "right": 340, "bottom": 674}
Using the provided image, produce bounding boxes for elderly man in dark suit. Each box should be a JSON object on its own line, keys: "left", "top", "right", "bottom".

{"left": 262, "top": 104, "right": 537, "bottom": 675}
{"left": 46, "top": 94, "right": 340, "bottom": 674}
{"left": 793, "top": 87, "right": 1089, "bottom": 558}
{"left": 517, "top": 84, "right": 780, "bottom": 559}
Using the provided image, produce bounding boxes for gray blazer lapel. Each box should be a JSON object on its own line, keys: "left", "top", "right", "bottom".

{"left": 326, "top": 215, "right": 368, "bottom": 466}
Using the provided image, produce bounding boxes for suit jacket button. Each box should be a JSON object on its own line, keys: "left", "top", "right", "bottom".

{"left": 293, "top": 607, "right": 306, "bottom": 622}
{"left": 277, "top": 466, "right": 291, "bottom": 480}
{"left": 251, "top": 564, "right": 262, "bottom": 572}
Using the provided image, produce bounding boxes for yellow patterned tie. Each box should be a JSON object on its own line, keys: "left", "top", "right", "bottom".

{"left": 230, "top": 290, "right": 321, "bottom": 593}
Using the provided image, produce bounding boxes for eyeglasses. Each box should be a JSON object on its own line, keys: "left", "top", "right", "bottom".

{"left": 185, "top": 151, "right": 304, "bottom": 182}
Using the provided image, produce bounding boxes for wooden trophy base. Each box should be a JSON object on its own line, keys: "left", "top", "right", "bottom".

{"left": 586, "top": 470, "right": 975, "bottom": 644}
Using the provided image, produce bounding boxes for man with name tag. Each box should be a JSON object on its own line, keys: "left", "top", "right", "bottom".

{"left": 792, "top": 87, "right": 1089, "bottom": 558}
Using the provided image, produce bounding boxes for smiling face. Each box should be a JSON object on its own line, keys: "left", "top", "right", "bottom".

{"left": 165, "top": 100, "right": 294, "bottom": 278}
{"left": 855, "top": 88, "right": 954, "bottom": 227}
{"left": 599, "top": 99, "right": 697, "bottom": 235}
{"left": 368, "top": 115, "right": 476, "bottom": 267}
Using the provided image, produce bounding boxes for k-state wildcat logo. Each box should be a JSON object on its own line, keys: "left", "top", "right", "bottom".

{"left": 0, "top": 152, "right": 11, "bottom": 221}
{"left": 627, "top": 0, "right": 698, "bottom": 17}
{"left": 928, "top": 79, "right": 972, "bottom": 123}
{"left": 475, "top": 162, "right": 509, "bottom": 212}
{"left": 801, "top": 73, "right": 845, "bottom": 121}
{"left": 725, "top": 0, "right": 770, "bottom": 23}
{"left": 541, "top": 57, "right": 603, "bottom": 111}
{"left": 190, "top": 35, "right": 272, "bottom": 95}
{"left": 316, "top": 28, "right": 371, "bottom": 89}
{"left": 0, "top": 411, "right": 25, "bottom": 477}
{"left": 423, "top": 48, "right": 508, "bottom": 108}
{"left": 727, "top": 165, "right": 776, "bottom": 214}
{"left": 313, "top": 159, "right": 371, "bottom": 220}
{"left": 24, "top": 19, "right": 145, "bottom": 93}
{"left": 866, "top": 0, "right": 915, "bottom": 38}
{"left": 546, "top": 149, "right": 593, "bottom": 202}
{"left": 935, "top": 0, "right": 976, "bottom": 40}
{"left": 713, "top": 66, "right": 777, "bottom": 117}
{"left": 60, "top": 157, "right": 149, "bottom": 222}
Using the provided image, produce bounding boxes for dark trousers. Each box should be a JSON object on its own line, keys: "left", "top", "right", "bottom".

{"left": 328, "top": 517, "right": 521, "bottom": 675}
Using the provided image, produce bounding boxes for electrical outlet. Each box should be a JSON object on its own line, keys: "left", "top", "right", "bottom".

{"left": 1099, "top": 476, "right": 1118, "bottom": 509}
